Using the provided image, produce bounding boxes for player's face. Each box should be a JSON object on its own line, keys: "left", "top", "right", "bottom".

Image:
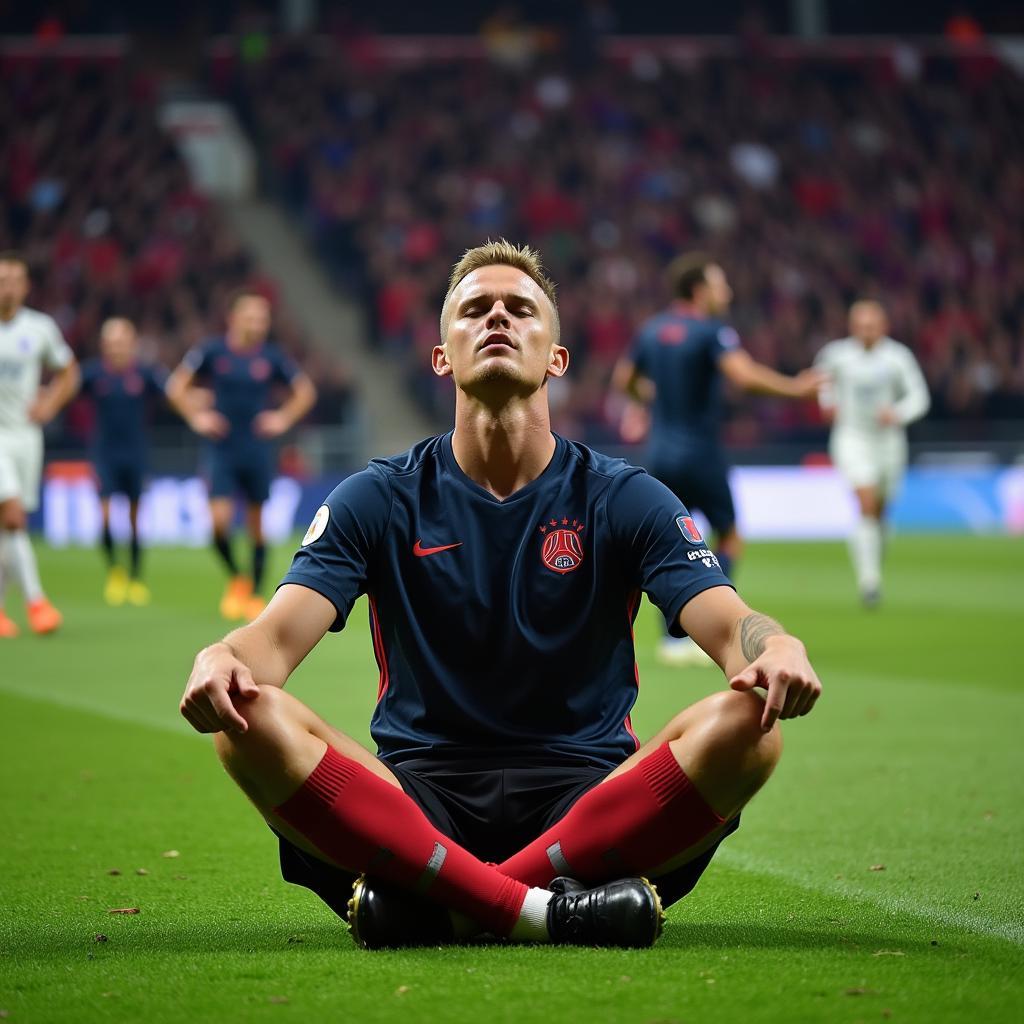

{"left": 703, "top": 264, "right": 733, "bottom": 315}
{"left": 435, "top": 265, "right": 568, "bottom": 400}
{"left": 0, "top": 261, "right": 29, "bottom": 317}
{"left": 101, "top": 320, "right": 137, "bottom": 366}
{"left": 849, "top": 303, "right": 887, "bottom": 346}
{"left": 228, "top": 296, "right": 271, "bottom": 347}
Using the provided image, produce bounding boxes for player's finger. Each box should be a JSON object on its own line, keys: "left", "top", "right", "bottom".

{"left": 182, "top": 697, "right": 219, "bottom": 734}
{"left": 180, "top": 703, "right": 213, "bottom": 734}
{"left": 761, "top": 677, "right": 786, "bottom": 731}
{"left": 797, "top": 682, "right": 822, "bottom": 717}
{"left": 206, "top": 685, "right": 249, "bottom": 734}
{"left": 781, "top": 680, "right": 805, "bottom": 719}
{"left": 234, "top": 667, "right": 259, "bottom": 699}
{"left": 729, "top": 667, "right": 760, "bottom": 691}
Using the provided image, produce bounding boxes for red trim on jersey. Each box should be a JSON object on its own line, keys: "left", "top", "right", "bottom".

{"left": 623, "top": 588, "right": 642, "bottom": 751}
{"left": 367, "top": 593, "right": 390, "bottom": 702}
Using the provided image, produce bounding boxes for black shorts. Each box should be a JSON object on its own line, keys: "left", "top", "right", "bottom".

{"left": 206, "top": 446, "right": 272, "bottom": 504}
{"left": 95, "top": 456, "right": 145, "bottom": 501}
{"left": 274, "top": 755, "right": 739, "bottom": 920}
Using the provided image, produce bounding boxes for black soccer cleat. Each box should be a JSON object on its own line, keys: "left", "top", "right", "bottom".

{"left": 546, "top": 876, "right": 664, "bottom": 948}
{"left": 347, "top": 874, "right": 455, "bottom": 950}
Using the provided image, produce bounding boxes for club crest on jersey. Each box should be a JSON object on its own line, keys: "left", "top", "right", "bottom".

{"left": 538, "top": 517, "right": 585, "bottom": 574}
{"left": 301, "top": 504, "right": 330, "bottom": 546}
{"left": 250, "top": 358, "right": 271, "bottom": 381}
{"left": 676, "top": 515, "right": 703, "bottom": 543}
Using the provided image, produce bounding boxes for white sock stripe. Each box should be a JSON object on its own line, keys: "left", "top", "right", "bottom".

{"left": 415, "top": 841, "right": 448, "bottom": 894}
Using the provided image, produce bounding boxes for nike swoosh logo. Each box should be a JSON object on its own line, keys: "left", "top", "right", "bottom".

{"left": 413, "top": 539, "right": 463, "bottom": 557}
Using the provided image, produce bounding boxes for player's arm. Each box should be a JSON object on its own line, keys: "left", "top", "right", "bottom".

{"left": 719, "top": 348, "right": 823, "bottom": 400}
{"left": 166, "top": 361, "right": 228, "bottom": 439}
{"left": 881, "top": 348, "right": 930, "bottom": 427}
{"left": 612, "top": 356, "right": 655, "bottom": 405}
{"left": 29, "top": 358, "right": 81, "bottom": 424}
{"left": 813, "top": 344, "right": 837, "bottom": 424}
{"left": 180, "top": 583, "right": 336, "bottom": 735}
{"left": 679, "top": 585, "right": 822, "bottom": 731}
{"left": 255, "top": 371, "right": 317, "bottom": 439}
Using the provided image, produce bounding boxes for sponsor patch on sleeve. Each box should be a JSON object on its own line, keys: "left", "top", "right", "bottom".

{"left": 675, "top": 514, "right": 704, "bottom": 543}
{"left": 717, "top": 326, "right": 741, "bottom": 350}
{"left": 301, "top": 504, "right": 330, "bottom": 547}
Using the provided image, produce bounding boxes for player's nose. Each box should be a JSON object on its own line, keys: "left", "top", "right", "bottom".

{"left": 485, "top": 303, "right": 512, "bottom": 329}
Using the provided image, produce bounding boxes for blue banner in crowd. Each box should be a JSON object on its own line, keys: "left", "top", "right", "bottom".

{"left": 35, "top": 465, "right": 1024, "bottom": 546}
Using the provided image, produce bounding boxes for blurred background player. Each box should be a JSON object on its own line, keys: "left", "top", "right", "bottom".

{"left": 0, "top": 252, "right": 80, "bottom": 638}
{"left": 814, "top": 300, "right": 930, "bottom": 607}
{"left": 78, "top": 317, "right": 168, "bottom": 607}
{"left": 613, "top": 253, "right": 822, "bottom": 666}
{"left": 167, "top": 291, "right": 316, "bottom": 622}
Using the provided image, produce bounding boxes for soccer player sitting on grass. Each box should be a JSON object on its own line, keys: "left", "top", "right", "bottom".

{"left": 179, "top": 241, "right": 823, "bottom": 949}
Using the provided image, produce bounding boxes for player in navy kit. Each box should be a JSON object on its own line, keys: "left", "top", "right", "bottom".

{"left": 614, "top": 253, "right": 822, "bottom": 665}
{"left": 167, "top": 291, "right": 316, "bottom": 622}
{"left": 179, "top": 241, "right": 822, "bottom": 949}
{"left": 79, "top": 318, "right": 168, "bottom": 606}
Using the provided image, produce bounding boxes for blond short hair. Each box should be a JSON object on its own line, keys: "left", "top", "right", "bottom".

{"left": 441, "top": 239, "right": 560, "bottom": 342}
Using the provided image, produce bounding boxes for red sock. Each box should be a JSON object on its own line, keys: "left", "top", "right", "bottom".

{"left": 275, "top": 746, "right": 528, "bottom": 935}
{"left": 498, "top": 743, "right": 724, "bottom": 887}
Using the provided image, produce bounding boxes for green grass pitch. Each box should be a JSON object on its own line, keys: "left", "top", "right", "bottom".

{"left": 1, "top": 535, "right": 1021, "bottom": 1023}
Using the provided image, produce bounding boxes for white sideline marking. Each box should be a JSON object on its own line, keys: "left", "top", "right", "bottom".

{"left": 718, "top": 847, "right": 1024, "bottom": 947}
{"left": 0, "top": 682, "right": 200, "bottom": 740}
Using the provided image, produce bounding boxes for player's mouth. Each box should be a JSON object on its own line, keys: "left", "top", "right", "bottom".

{"left": 478, "top": 332, "right": 517, "bottom": 353}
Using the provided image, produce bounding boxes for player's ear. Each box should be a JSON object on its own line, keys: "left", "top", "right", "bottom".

{"left": 546, "top": 343, "right": 569, "bottom": 380}
{"left": 432, "top": 343, "right": 452, "bottom": 378}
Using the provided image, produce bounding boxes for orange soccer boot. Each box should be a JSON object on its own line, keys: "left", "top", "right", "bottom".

{"left": 0, "top": 609, "right": 19, "bottom": 638}
{"left": 27, "top": 598, "right": 63, "bottom": 635}
{"left": 219, "top": 576, "right": 253, "bottom": 620}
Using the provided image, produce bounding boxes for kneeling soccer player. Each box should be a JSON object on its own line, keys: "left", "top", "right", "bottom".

{"left": 179, "top": 241, "right": 823, "bottom": 948}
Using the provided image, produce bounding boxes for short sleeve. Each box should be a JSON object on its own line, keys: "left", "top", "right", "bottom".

{"left": 278, "top": 467, "right": 392, "bottom": 631}
{"left": 40, "top": 315, "right": 74, "bottom": 370}
{"left": 608, "top": 469, "right": 733, "bottom": 637}
{"left": 709, "top": 323, "right": 742, "bottom": 361}
{"left": 181, "top": 343, "right": 212, "bottom": 375}
{"left": 79, "top": 360, "right": 98, "bottom": 395}
{"left": 146, "top": 364, "right": 169, "bottom": 396}
{"left": 270, "top": 345, "right": 301, "bottom": 384}
{"left": 629, "top": 327, "right": 652, "bottom": 377}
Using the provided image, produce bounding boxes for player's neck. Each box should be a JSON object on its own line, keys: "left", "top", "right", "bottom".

{"left": 451, "top": 399, "right": 556, "bottom": 501}
{"left": 0, "top": 304, "right": 20, "bottom": 323}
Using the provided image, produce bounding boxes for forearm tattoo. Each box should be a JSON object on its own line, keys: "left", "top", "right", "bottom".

{"left": 739, "top": 612, "right": 786, "bottom": 661}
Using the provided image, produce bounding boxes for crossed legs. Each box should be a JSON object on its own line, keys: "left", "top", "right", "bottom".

{"left": 212, "top": 686, "right": 781, "bottom": 935}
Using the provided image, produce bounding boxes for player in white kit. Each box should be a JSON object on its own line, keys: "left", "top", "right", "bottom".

{"left": 0, "top": 253, "right": 80, "bottom": 637}
{"left": 814, "top": 300, "right": 930, "bottom": 607}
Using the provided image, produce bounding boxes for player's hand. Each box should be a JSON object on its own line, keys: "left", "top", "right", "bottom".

{"left": 254, "top": 410, "right": 290, "bottom": 438}
{"left": 729, "top": 635, "right": 822, "bottom": 731}
{"left": 190, "top": 409, "right": 230, "bottom": 439}
{"left": 180, "top": 642, "right": 260, "bottom": 734}
{"left": 28, "top": 396, "right": 56, "bottom": 425}
{"left": 792, "top": 368, "right": 828, "bottom": 400}
{"left": 877, "top": 407, "right": 900, "bottom": 427}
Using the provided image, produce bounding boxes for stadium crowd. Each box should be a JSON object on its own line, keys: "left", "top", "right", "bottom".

{"left": 228, "top": 40, "right": 1024, "bottom": 443}
{"left": 0, "top": 58, "right": 356, "bottom": 449}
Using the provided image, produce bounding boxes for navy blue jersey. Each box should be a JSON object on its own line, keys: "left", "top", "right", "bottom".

{"left": 630, "top": 304, "right": 742, "bottom": 451}
{"left": 183, "top": 337, "right": 299, "bottom": 448}
{"left": 282, "top": 433, "right": 732, "bottom": 768}
{"left": 80, "top": 359, "right": 168, "bottom": 452}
